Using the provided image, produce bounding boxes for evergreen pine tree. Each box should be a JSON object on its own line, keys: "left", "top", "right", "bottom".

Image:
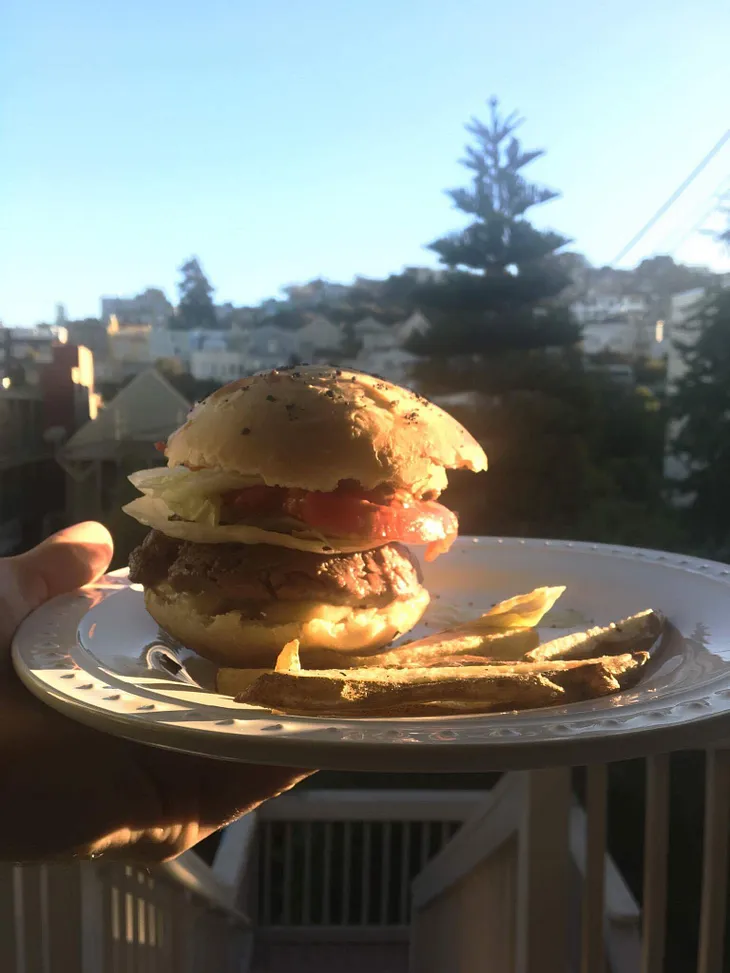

{"left": 411, "top": 98, "right": 674, "bottom": 548}
{"left": 412, "top": 98, "right": 578, "bottom": 357}
{"left": 670, "top": 286, "right": 730, "bottom": 556}
{"left": 171, "top": 257, "right": 219, "bottom": 330}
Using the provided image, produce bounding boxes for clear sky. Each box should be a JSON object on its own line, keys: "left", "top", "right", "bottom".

{"left": 3, "top": 0, "right": 729, "bottom": 325}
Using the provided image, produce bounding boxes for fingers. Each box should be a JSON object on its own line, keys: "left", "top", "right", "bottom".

{"left": 98, "top": 767, "right": 315, "bottom": 864}
{"left": 14, "top": 522, "right": 114, "bottom": 613}
{"left": 194, "top": 763, "right": 315, "bottom": 833}
{"left": 138, "top": 745, "right": 314, "bottom": 844}
{"left": 78, "top": 751, "right": 315, "bottom": 864}
{"left": 112, "top": 745, "right": 314, "bottom": 862}
{"left": 0, "top": 522, "right": 114, "bottom": 652}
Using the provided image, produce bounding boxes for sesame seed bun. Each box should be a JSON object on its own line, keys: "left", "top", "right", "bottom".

{"left": 163, "top": 366, "right": 487, "bottom": 498}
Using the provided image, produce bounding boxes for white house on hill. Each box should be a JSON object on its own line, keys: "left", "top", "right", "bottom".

{"left": 572, "top": 294, "right": 648, "bottom": 324}
{"left": 354, "top": 316, "right": 391, "bottom": 353}
{"left": 348, "top": 347, "right": 420, "bottom": 385}
{"left": 297, "top": 316, "right": 343, "bottom": 357}
{"left": 397, "top": 311, "right": 431, "bottom": 344}
{"left": 191, "top": 349, "right": 249, "bottom": 382}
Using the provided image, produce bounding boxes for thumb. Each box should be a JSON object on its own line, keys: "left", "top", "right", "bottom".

{"left": 14, "top": 522, "right": 114, "bottom": 615}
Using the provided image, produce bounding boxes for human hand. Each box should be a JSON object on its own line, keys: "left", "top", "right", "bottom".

{"left": 0, "top": 522, "right": 311, "bottom": 862}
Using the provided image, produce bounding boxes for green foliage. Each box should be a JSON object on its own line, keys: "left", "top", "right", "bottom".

{"left": 428, "top": 97, "right": 570, "bottom": 275}
{"left": 416, "top": 99, "right": 578, "bottom": 357}
{"left": 409, "top": 97, "right": 676, "bottom": 548}
{"left": 406, "top": 96, "right": 680, "bottom": 550}
{"left": 415, "top": 352, "right": 681, "bottom": 550}
{"left": 409, "top": 302, "right": 576, "bottom": 356}
{"left": 632, "top": 254, "right": 716, "bottom": 298}
{"left": 670, "top": 287, "right": 730, "bottom": 557}
{"left": 170, "top": 257, "right": 220, "bottom": 331}
{"left": 417, "top": 266, "right": 570, "bottom": 310}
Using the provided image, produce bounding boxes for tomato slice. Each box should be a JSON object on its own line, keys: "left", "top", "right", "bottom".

{"left": 284, "top": 489, "right": 458, "bottom": 560}
{"left": 219, "top": 483, "right": 458, "bottom": 559}
{"left": 222, "top": 485, "right": 287, "bottom": 516}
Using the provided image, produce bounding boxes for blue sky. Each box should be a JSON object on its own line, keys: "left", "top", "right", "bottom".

{"left": 3, "top": 0, "right": 729, "bottom": 325}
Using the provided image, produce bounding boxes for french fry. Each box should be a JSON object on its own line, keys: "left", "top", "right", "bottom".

{"left": 275, "top": 639, "right": 302, "bottom": 673}
{"left": 235, "top": 651, "right": 648, "bottom": 717}
{"left": 217, "top": 667, "right": 273, "bottom": 696}
{"left": 294, "top": 587, "right": 563, "bottom": 671}
{"left": 216, "top": 629, "right": 539, "bottom": 697}
{"left": 525, "top": 609, "right": 665, "bottom": 663}
{"left": 451, "top": 585, "right": 566, "bottom": 632}
{"left": 305, "top": 627, "right": 540, "bottom": 671}
{"left": 217, "top": 639, "right": 301, "bottom": 695}
{"left": 217, "top": 587, "right": 565, "bottom": 695}
{"left": 215, "top": 590, "right": 662, "bottom": 718}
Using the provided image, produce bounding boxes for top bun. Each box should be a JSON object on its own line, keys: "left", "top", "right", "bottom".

{"left": 164, "top": 365, "right": 487, "bottom": 497}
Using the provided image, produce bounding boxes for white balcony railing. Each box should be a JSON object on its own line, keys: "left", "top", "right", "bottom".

{"left": 410, "top": 770, "right": 642, "bottom": 973}
{"left": 248, "top": 790, "right": 486, "bottom": 972}
{"left": 0, "top": 847, "right": 252, "bottom": 973}
{"left": 2, "top": 754, "right": 730, "bottom": 972}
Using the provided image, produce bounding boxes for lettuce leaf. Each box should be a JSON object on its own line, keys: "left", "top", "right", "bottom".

{"left": 122, "top": 496, "right": 376, "bottom": 553}
{"left": 128, "top": 467, "right": 259, "bottom": 526}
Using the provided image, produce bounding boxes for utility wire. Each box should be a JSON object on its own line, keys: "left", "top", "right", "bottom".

{"left": 669, "top": 176, "right": 730, "bottom": 257}
{"left": 611, "top": 129, "right": 730, "bottom": 266}
{"left": 653, "top": 170, "right": 730, "bottom": 252}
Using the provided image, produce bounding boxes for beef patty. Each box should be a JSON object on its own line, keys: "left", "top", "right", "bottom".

{"left": 129, "top": 530, "right": 423, "bottom": 609}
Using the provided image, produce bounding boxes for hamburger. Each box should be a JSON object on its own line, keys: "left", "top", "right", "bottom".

{"left": 125, "top": 365, "right": 487, "bottom": 668}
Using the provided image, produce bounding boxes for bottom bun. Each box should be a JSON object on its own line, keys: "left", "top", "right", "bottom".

{"left": 144, "top": 586, "right": 430, "bottom": 668}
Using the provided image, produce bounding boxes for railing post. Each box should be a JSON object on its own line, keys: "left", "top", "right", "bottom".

{"left": 516, "top": 767, "right": 572, "bottom": 973}
{"left": 22, "top": 864, "right": 45, "bottom": 972}
{"left": 79, "top": 864, "right": 105, "bottom": 973}
{"left": 697, "top": 748, "right": 730, "bottom": 973}
{"left": 582, "top": 763, "right": 608, "bottom": 973}
{"left": 169, "top": 887, "right": 197, "bottom": 973}
{"left": 0, "top": 866, "right": 19, "bottom": 971}
{"left": 41, "top": 863, "right": 86, "bottom": 972}
{"left": 641, "top": 753, "right": 670, "bottom": 973}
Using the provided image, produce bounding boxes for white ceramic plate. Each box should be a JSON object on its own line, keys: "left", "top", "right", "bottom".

{"left": 12, "top": 537, "right": 730, "bottom": 772}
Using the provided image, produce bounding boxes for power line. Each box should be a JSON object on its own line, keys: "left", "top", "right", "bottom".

{"left": 652, "top": 170, "right": 730, "bottom": 254}
{"left": 611, "top": 129, "right": 730, "bottom": 266}
{"left": 669, "top": 175, "right": 730, "bottom": 257}
{"left": 653, "top": 170, "right": 730, "bottom": 252}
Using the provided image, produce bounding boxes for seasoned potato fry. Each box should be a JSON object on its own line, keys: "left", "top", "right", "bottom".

{"left": 525, "top": 609, "right": 665, "bottom": 663}
{"left": 275, "top": 639, "right": 302, "bottom": 673}
{"left": 217, "top": 639, "right": 301, "bottom": 694}
{"left": 216, "top": 667, "right": 274, "bottom": 696}
{"left": 452, "top": 585, "right": 566, "bottom": 631}
{"left": 235, "top": 650, "right": 648, "bottom": 717}
{"left": 215, "top": 585, "right": 662, "bottom": 718}
{"left": 306, "top": 627, "right": 540, "bottom": 670}
{"left": 216, "top": 631, "right": 540, "bottom": 695}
